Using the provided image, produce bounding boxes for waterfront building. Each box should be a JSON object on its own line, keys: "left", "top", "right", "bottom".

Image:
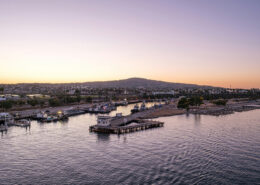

{"left": 152, "top": 90, "right": 175, "bottom": 96}
{"left": 97, "top": 116, "right": 112, "bottom": 126}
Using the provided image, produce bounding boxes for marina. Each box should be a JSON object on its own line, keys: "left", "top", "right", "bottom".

{"left": 0, "top": 102, "right": 164, "bottom": 133}
{"left": 89, "top": 102, "right": 165, "bottom": 134}
{"left": 86, "top": 103, "right": 116, "bottom": 114}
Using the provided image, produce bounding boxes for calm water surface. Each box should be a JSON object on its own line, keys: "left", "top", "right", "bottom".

{"left": 0, "top": 104, "right": 260, "bottom": 185}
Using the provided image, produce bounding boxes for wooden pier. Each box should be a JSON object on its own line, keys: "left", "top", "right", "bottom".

{"left": 89, "top": 119, "right": 164, "bottom": 134}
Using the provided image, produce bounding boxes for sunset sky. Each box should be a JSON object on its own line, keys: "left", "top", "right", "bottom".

{"left": 0, "top": 0, "right": 260, "bottom": 88}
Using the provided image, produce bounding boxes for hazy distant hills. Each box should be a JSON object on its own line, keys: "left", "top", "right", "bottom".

{"left": 80, "top": 78, "right": 213, "bottom": 89}
{"left": 5, "top": 78, "right": 215, "bottom": 89}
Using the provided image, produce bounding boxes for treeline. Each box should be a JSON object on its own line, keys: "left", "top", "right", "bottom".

{"left": 0, "top": 95, "right": 93, "bottom": 110}
{"left": 48, "top": 95, "right": 92, "bottom": 107}
{"left": 142, "top": 93, "right": 175, "bottom": 99}
{"left": 0, "top": 99, "right": 46, "bottom": 110}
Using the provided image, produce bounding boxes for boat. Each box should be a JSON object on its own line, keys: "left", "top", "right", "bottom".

{"left": 64, "top": 108, "right": 85, "bottom": 116}
{"left": 57, "top": 112, "right": 69, "bottom": 121}
{"left": 140, "top": 102, "right": 146, "bottom": 111}
{"left": 87, "top": 104, "right": 115, "bottom": 114}
{"left": 14, "top": 119, "right": 31, "bottom": 127}
{"left": 131, "top": 104, "right": 140, "bottom": 114}
{"left": 0, "top": 112, "right": 14, "bottom": 126}
{"left": 41, "top": 116, "right": 58, "bottom": 123}
{"left": 153, "top": 102, "right": 162, "bottom": 109}
{"left": 114, "top": 100, "right": 128, "bottom": 106}
{"left": 35, "top": 111, "right": 48, "bottom": 120}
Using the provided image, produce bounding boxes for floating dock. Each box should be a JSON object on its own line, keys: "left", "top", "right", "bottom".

{"left": 90, "top": 119, "right": 164, "bottom": 134}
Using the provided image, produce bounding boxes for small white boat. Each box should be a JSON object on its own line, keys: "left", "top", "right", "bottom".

{"left": 15, "top": 119, "right": 31, "bottom": 127}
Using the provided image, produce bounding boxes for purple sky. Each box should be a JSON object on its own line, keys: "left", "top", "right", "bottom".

{"left": 0, "top": 0, "right": 260, "bottom": 88}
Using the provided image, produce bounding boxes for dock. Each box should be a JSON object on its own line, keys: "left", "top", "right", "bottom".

{"left": 89, "top": 103, "right": 166, "bottom": 134}
{"left": 90, "top": 119, "right": 164, "bottom": 134}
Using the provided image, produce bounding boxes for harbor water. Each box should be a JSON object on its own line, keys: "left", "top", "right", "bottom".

{"left": 0, "top": 104, "right": 260, "bottom": 185}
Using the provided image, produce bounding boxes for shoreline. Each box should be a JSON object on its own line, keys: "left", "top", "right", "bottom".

{"left": 140, "top": 100, "right": 260, "bottom": 119}
{"left": 2, "top": 99, "right": 260, "bottom": 121}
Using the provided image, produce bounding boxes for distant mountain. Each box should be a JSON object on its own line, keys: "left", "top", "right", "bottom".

{"left": 1, "top": 77, "right": 215, "bottom": 89}
{"left": 80, "top": 78, "right": 213, "bottom": 89}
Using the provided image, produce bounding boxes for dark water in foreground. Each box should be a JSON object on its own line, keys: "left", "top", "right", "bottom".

{"left": 0, "top": 105, "right": 260, "bottom": 185}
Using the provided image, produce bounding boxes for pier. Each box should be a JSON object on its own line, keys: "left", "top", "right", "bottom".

{"left": 89, "top": 119, "right": 164, "bottom": 134}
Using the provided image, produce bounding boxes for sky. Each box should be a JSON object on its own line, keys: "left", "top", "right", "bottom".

{"left": 0, "top": 0, "right": 260, "bottom": 88}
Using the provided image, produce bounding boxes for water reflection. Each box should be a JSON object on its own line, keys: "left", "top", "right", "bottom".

{"left": 194, "top": 114, "right": 201, "bottom": 125}
{"left": 25, "top": 125, "right": 31, "bottom": 132}
{"left": 185, "top": 111, "right": 190, "bottom": 118}
{"left": 96, "top": 133, "right": 110, "bottom": 142}
{"left": 1, "top": 130, "right": 7, "bottom": 137}
{"left": 123, "top": 136, "right": 127, "bottom": 143}
{"left": 59, "top": 120, "right": 69, "bottom": 127}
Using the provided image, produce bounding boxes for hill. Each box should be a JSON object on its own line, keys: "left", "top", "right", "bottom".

{"left": 80, "top": 78, "right": 213, "bottom": 89}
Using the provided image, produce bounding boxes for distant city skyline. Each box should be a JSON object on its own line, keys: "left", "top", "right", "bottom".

{"left": 0, "top": 0, "right": 260, "bottom": 88}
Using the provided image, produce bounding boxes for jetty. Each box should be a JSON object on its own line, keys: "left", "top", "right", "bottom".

{"left": 89, "top": 109, "right": 164, "bottom": 134}
{"left": 90, "top": 119, "right": 164, "bottom": 134}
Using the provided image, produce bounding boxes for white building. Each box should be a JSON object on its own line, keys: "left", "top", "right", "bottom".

{"left": 97, "top": 116, "right": 112, "bottom": 126}
{"left": 152, "top": 90, "right": 175, "bottom": 96}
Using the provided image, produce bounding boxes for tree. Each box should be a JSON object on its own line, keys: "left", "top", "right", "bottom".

{"left": 0, "top": 87, "right": 4, "bottom": 94}
{"left": 75, "top": 89, "right": 81, "bottom": 95}
{"left": 85, "top": 96, "right": 92, "bottom": 103}
{"left": 76, "top": 95, "right": 81, "bottom": 103}
{"left": 27, "top": 99, "right": 39, "bottom": 107}
{"left": 0, "top": 100, "right": 13, "bottom": 110}
{"left": 17, "top": 100, "right": 26, "bottom": 106}
{"left": 49, "top": 98, "right": 61, "bottom": 107}
{"left": 189, "top": 96, "right": 204, "bottom": 106}
{"left": 39, "top": 100, "right": 45, "bottom": 107}
{"left": 20, "top": 94, "right": 26, "bottom": 98}
{"left": 212, "top": 99, "right": 228, "bottom": 106}
{"left": 177, "top": 98, "right": 190, "bottom": 109}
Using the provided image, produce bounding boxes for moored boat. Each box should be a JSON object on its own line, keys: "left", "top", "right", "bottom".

{"left": 131, "top": 104, "right": 140, "bottom": 114}
{"left": 0, "top": 112, "right": 14, "bottom": 126}
{"left": 14, "top": 119, "right": 31, "bottom": 127}
{"left": 140, "top": 102, "right": 146, "bottom": 111}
